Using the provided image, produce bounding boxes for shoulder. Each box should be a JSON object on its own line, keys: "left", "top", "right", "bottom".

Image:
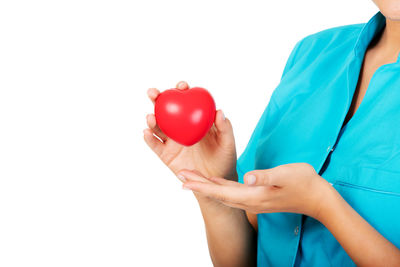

{"left": 303, "top": 23, "right": 364, "bottom": 43}
{"left": 280, "top": 22, "right": 365, "bottom": 82}
{"left": 291, "top": 23, "right": 365, "bottom": 65}
{"left": 273, "top": 22, "right": 367, "bottom": 107}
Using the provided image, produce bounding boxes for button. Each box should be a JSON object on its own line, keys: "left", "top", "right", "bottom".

{"left": 327, "top": 145, "right": 335, "bottom": 152}
{"left": 294, "top": 226, "right": 300, "bottom": 236}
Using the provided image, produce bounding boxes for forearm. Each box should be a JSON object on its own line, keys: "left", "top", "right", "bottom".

{"left": 318, "top": 183, "right": 400, "bottom": 267}
{"left": 195, "top": 193, "right": 257, "bottom": 267}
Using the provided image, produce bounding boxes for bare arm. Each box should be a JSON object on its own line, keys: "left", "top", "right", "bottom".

{"left": 318, "top": 184, "right": 400, "bottom": 267}
{"left": 144, "top": 81, "right": 257, "bottom": 266}
{"left": 180, "top": 163, "right": 400, "bottom": 267}
{"left": 196, "top": 193, "right": 257, "bottom": 267}
{"left": 179, "top": 170, "right": 257, "bottom": 267}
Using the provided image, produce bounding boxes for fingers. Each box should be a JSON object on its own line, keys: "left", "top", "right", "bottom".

{"left": 177, "top": 169, "right": 240, "bottom": 187}
{"left": 214, "top": 109, "right": 227, "bottom": 131}
{"left": 148, "top": 81, "right": 188, "bottom": 105}
{"left": 182, "top": 181, "right": 256, "bottom": 204}
{"left": 214, "top": 109, "right": 235, "bottom": 147}
{"left": 179, "top": 171, "right": 272, "bottom": 212}
{"left": 243, "top": 171, "right": 262, "bottom": 186}
{"left": 244, "top": 168, "right": 282, "bottom": 187}
{"left": 208, "top": 176, "right": 241, "bottom": 187}
{"left": 143, "top": 128, "right": 164, "bottom": 156}
{"left": 146, "top": 81, "right": 189, "bottom": 145}
{"left": 176, "top": 169, "right": 213, "bottom": 184}
{"left": 147, "top": 88, "right": 160, "bottom": 105}
{"left": 176, "top": 81, "right": 189, "bottom": 90}
{"left": 146, "top": 113, "right": 168, "bottom": 142}
{"left": 148, "top": 81, "right": 188, "bottom": 104}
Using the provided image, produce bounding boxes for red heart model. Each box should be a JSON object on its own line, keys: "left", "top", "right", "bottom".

{"left": 154, "top": 87, "right": 216, "bottom": 146}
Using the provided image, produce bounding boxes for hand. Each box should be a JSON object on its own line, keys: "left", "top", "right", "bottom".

{"left": 143, "top": 81, "right": 238, "bottom": 203}
{"left": 178, "top": 163, "right": 332, "bottom": 220}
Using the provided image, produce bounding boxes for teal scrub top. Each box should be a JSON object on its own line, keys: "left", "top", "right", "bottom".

{"left": 236, "top": 10, "right": 400, "bottom": 267}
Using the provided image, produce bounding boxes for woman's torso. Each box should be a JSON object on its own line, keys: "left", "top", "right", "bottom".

{"left": 236, "top": 11, "right": 400, "bottom": 267}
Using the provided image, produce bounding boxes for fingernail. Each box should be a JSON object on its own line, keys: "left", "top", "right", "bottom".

{"left": 246, "top": 174, "right": 256, "bottom": 185}
{"left": 177, "top": 174, "right": 186, "bottom": 182}
{"left": 178, "top": 82, "right": 185, "bottom": 89}
{"left": 221, "top": 110, "right": 225, "bottom": 120}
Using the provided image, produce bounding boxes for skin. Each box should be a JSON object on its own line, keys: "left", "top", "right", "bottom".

{"left": 144, "top": 81, "right": 257, "bottom": 266}
{"left": 144, "top": 2, "right": 400, "bottom": 266}
{"left": 343, "top": 0, "right": 400, "bottom": 128}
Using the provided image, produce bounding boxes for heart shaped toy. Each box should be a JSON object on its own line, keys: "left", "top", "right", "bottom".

{"left": 154, "top": 87, "right": 216, "bottom": 146}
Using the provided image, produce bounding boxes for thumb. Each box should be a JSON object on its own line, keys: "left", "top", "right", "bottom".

{"left": 214, "top": 109, "right": 235, "bottom": 146}
{"left": 244, "top": 168, "right": 281, "bottom": 186}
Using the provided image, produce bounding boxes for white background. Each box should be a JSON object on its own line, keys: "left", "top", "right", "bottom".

{"left": 0, "top": 1, "right": 377, "bottom": 266}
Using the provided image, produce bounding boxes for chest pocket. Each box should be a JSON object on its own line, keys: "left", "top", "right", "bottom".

{"left": 326, "top": 165, "right": 400, "bottom": 248}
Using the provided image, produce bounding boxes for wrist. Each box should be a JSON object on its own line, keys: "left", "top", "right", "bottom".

{"left": 193, "top": 191, "right": 235, "bottom": 215}
{"left": 194, "top": 191, "right": 224, "bottom": 208}
{"left": 312, "top": 179, "right": 341, "bottom": 223}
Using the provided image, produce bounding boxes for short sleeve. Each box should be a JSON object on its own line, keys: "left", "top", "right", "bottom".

{"left": 280, "top": 37, "right": 305, "bottom": 80}
{"left": 236, "top": 37, "right": 305, "bottom": 184}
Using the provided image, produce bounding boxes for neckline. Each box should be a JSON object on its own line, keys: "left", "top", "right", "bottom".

{"left": 341, "top": 11, "right": 393, "bottom": 132}
{"left": 354, "top": 11, "right": 400, "bottom": 64}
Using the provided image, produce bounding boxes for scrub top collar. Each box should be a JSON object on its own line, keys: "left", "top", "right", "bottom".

{"left": 354, "top": 10, "right": 400, "bottom": 64}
